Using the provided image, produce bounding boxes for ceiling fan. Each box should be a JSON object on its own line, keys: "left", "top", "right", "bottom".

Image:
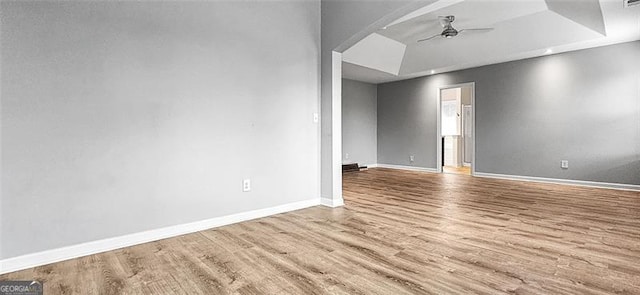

{"left": 417, "top": 15, "right": 493, "bottom": 43}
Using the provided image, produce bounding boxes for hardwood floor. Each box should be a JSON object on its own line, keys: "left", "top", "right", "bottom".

{"left": 2, "top": 168, "right": 639, "bottom": 294}
{"left": 443, "top": 165, "right": 471, "bottom": 175}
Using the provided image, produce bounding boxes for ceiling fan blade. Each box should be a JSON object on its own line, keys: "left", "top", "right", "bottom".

{"left": 459, "top": 28, "right": 494, "bottom": 33}
{"left": 417, "top": 34, "right": 441, "bottom": 43}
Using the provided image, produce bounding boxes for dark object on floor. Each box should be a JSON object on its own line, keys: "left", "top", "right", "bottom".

{"left": 342, "top": 163, "right": 359, "bottom": 173}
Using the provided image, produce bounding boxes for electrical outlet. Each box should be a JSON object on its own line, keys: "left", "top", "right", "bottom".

{"left": 561, "top": 160, "right": 569, "bottom": 169}
{"left": 313, "top": 113, "right": 319, "bottom": 123}
{"left": 243, "top": 179, "right": 251, "bottom": 192}
{"left": 345, "top": 153, "right": 349, "bottom": 159}
{"left": 410, "top": 155, "right": 415, "bottom": 162}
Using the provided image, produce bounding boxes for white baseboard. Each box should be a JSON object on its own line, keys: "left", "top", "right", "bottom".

{"left": 321, "top": 197, "right": 344, "bottom": 208}
{"left": 474, "top": 172, "right": 640, "bottom": 192}
{"left": 374, "top": 164, "right": 438, "bottom": 173}
{"left": 0, "top": 198, "right": 321, "bottom": 275}
{"left": 369, "top": 164, "right": 639, "bottom": 191}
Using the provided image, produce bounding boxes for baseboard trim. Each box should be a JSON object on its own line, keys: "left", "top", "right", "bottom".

{"left": 321, "top": 197, "right": 344, "bottom": 208}
{"left": 0, "top": 198, "right": 321, "bottom": 275}
{"left": 474, "top": 172, "right": 640, "bottom": 192}
{"left": 374, "top": 164, "right": 438, "bottom": 173}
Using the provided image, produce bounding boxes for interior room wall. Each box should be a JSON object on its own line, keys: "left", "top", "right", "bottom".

{"left": 1, "top": 1, "right": 320, "bottom": 259}
{"left": 378, "top": 41, "right": 640, "bottom": 185}
{"left": 342, "top": 79, "right": 377, "bottom": 166}
{"left": 377, "top": 77, "right": 438, "bottom": 168}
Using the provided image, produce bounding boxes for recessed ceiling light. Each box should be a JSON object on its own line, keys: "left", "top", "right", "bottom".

{"left": 382, "top": 26, "right": 388, "bottom": 30}
{"left": 430, "top": 70, "right": 435, "bottom": 74}
{"left": 545, "top": 48, "right": 553, "bottom": 55}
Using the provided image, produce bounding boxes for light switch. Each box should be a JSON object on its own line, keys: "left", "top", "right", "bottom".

{"left": 243, "top": 179, "right": 251, "bottom": 192}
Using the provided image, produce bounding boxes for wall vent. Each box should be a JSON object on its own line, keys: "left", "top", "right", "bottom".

{"left": 625, "top": 0, "right": 640, "bottom": 7}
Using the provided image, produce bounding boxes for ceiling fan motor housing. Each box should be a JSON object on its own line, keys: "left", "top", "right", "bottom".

{"left": 442, "top": 25, "right": 458, "bottom": 38}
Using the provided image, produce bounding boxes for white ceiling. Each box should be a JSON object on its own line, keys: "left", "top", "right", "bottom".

{"left": 342, "top": 33, "right": 406, "bottom": 75}
{"left": 342, "top": 0, "right": 640, "bottom": 84}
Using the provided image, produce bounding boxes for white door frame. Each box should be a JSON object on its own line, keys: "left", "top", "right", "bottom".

{"left": 436, "top": 82, "right": 476, "bottom": 175}
{"left": 462, "top": 105, "right": 473, "bottom": 166}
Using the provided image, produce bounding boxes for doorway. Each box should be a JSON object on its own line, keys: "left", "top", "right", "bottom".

{"left": 437, "top": 83, "right": 475, "bottom": 175}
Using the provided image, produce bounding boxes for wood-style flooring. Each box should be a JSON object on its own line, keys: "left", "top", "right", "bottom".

{"left": 443, "top": 165, "right": 471, "bottom": 175}
{"left": 1, "top": 168, "right": 639, "bottom": 294}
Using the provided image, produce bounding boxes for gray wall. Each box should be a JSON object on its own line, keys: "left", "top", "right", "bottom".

{"left": 1, "top": 1, "right": 320, "bottom": 259}
{"left": 378, "top": 78, "right": 439, "bottom": 168}
{"left": 378, "top": 41, "right": 640, "bottom": 185}
{"left": 342, "top": 79, "right": 377, "bottom": 165}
